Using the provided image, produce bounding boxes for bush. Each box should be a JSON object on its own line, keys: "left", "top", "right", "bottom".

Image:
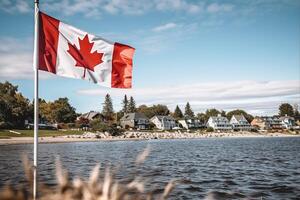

{"left": 0, "top": 121, "right": 12, "bottom": 129}
{"left": 89, "top": 119, "right": 108, "bottom": 132}
{"left": 206, "top": 127, "right": 214, "bottom": 132}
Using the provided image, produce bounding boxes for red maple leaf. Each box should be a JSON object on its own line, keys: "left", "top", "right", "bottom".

{"left": 67, "top": 34, "right": 103, "bottom": 78}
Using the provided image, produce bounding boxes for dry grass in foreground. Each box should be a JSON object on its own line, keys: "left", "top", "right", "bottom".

{"left": 0, "top": 147, "right": 178, "bottom": 200}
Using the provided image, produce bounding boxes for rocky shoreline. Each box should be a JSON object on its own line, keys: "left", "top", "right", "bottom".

{"left": 64, "top": 130, "right": 298, "bottom": 140}
{"left": 0, "top": 131, "right": 299, "bottom": 145}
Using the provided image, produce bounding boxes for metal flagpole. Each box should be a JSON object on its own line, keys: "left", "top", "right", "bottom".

{"left": 33, "top": 0, "right": 39, "bottom": 199}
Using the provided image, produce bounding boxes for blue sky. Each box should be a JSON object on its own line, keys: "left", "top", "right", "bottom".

{"left": 0, "top": 0, "right": 299, "bottom": 115}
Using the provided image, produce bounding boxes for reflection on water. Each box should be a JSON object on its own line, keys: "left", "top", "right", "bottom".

{"left": 0, "top": 137, "right": 300, "bottom": 199}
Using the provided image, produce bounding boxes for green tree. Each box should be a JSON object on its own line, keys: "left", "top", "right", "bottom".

{"left": 279, "top": 103, "right": 294, "bottom": 116}
{"left": 122, "top": 95, "right": 129, "bottom": 113}
{"left": 128, "top": 96, "right": 136, "bottom": 113}
{"left": 205, "top": 108, "right": 220, "bottom": 117}
{"left": 294, "top": 104, "right": 299, "bottom": 117}
{"left": 184, "top": 102, "right": 194, "bottom": 118}
{"left": 53, "top": 98, "right": 77, "bottom": 123}
{"left": 173, "top": 105, "right": 183, "bottom": 119}
{"left": 0, "top": 81, "right": 31, "bottom": 128}
{"left": 197, "top": 113, "right": 206, "bottom": 123}
{"left": 102, "top": 94, "right": 114, "bottom": 120}
{"left": 137, "top": 104, "right": 170, "bottom": 118}
{"left": 226, "top": 109, "right": 254, "bottom": 122}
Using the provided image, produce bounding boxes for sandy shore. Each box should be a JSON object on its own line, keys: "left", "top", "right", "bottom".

{"left": 0, "top": 131, "right": 299, "bottom": 145}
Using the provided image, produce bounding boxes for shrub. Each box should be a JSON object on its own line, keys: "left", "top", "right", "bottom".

{"left": 206, "top": 127, "right": 214, "bottom": 132}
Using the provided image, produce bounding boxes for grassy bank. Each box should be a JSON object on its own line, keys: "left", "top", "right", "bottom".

{"left": 0, "top": 129, "right": 84, "bottom": 138}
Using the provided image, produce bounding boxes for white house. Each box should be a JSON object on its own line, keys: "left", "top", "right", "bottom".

{"left": 207, "top": 114, "right": 232, "bottom": 131}
{"left": 150, "top": 115, "right": 177, "bottom": 130}
{"left": 279, "top": 115, "right": 295, "bottom": 129}
{"left": 230, "top": 114, "right": 252, "bottom": 131}
{"left": 178, "top": 118, "right": 204, "bottom": 129}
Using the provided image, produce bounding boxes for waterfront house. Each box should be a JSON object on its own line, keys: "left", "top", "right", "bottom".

{"left": 178, "top": 118, "right": 204, "bottom": 129}
{"left": 230, "top": 114, "right": 252, "bottom": 131}
{"left": 150, "top": 115, "right": 177, "bottom": 130}
{"left": 120, "top": 112, "right": 150, "bottom": 130}
{"left": 279, "top": 115, "right": 295, "bottom": 129}
{"left": 207, "top": 114, "right": 232, "bottom": 131}
{"left": 251, "top": 116, "right": 283, "bottom": 130}
{"left": 77, "top": 111, "right": 104, "bottom": 121}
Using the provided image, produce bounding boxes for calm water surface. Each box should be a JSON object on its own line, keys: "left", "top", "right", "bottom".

{"left": 0, "top": 137, "right": 299, "bottom": 199}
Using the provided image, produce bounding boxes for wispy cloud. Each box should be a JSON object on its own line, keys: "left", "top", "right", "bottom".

{"left": 0, "top": 37, "right": 50, "bottom": 80}
{"left": 206, "top": 3, "right": 234, "bottom": 13}
{"left": 0, "top": 0, "right": 31, "bottom": 14}
{"left": 152, "top": 23, "right": 177, "bottom": 32}
{"left": 77, "top": 80, "right": 300, "bottom": 115}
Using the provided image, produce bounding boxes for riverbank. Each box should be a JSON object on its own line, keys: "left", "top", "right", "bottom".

{"left": 0, "top": 131, "right": 299, "bottom": 145}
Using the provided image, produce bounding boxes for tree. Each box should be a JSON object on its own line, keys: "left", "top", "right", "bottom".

{"left": 173, "top": 105, "right": 183, "bottom": 119}
{"left": 137, "top": 104, "right": 170, "bottom": 118}
{"left": 205, "top": 108, "right": 220, "bottom": 117}
{"left": 226, "top": 109, "right": 254, "bottom": 122}
{"left": 184, "top": 102, "right": 194, "bottom": 118}
{"left": 0, "top": 81, "right": 31, "bottom": 128}
{"left": 279, "top": 103, "right": 294, "bottom": 116}
{"left": 53, "top": 98, "right": 77, "bottom": 123}
{"left": 102, "top": 94, "right": 114, "bottom": 120}
{"left": 122, "top": 95, "right": 129, "bottom": 113}
{"left": 294, "top": 104, "right": 300, "bottom": 117}
{"left": 197, "top": 113, "right": 206, "bottom": 123}
{"left": 128, "top": 96, "right": 136, "bottom": 113}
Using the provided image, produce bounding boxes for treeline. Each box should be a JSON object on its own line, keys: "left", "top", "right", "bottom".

{"left": 0, "top": 81, "right": 76, "bottom": 128}
{"left": 0, "top": 81, "right": 299, "bottom": 129}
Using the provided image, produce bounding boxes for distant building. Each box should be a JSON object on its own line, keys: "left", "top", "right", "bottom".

{"left": 77, "top": 111, "right": 104, "bottom": 121}
{"left": 120, "top": 113, "right": 150, "bottom": 130}
{"left": 207, "top": 114, "right": 232, "bottom": 131}
{"left": 279, "top": 115, "right": 295, "bottom": 129}
{"left": 150, "top": 115, "right": 176, "bottom": 130}
{"left": 251, "top": 116, "right": 283, "bottom": 130}
{"left": 178, "top": 118, "right": 204, "bottom": 129}
{"left": 230, "top": 114, "right": 252, "bottom": 131}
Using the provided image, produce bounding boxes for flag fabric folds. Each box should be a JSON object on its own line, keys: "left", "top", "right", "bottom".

{"left": 39, "top": 12, "right": 135, "bottom": 88}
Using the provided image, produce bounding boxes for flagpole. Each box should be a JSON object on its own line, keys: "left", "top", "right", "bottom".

{"left": 33, "top": 0, "right": 39, "bottom": 199}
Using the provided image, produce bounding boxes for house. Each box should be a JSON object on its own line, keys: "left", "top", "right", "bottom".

{"left": 150, "top": 115, "right": 177, "bottom": 130}
{"left": 207, "top": 114, "right": 232, "bottom": 131}
{"left": 251, "top": 116, "right": 283, "bottom": 130}
{"left": 77, "top": 111, "right": 104, "bottom": 121}
{"left": 279, "top": 115, "right": 295, "bottom": 129}
{"left": 178, "top": 118, "right": 204, "bottom": 129}
{"left": 230, "top": 114, "right": 252, "bottom": 131}
{"left": 120, "top": 113, "right": 150, "bottom": 130}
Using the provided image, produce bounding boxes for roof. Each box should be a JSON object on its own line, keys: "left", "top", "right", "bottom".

{"left": 152, "top": 115, "right": 175, "bottom": 121}
{"left": 232, "top": 114, "right": 247, "bottom": 122}
{"left": 80, "top": 111, "right": 101, "bottom": 120}
{"left": 279, "top": 116, "right": 295, "bottom": 121}
{"left": 209, "top": 116, "right": 228, "bottom": 122}
{"left": 121, "top": 113, "right": 149, "bottom": 121}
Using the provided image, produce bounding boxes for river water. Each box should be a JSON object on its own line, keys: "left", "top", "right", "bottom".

{"left": 0, "top": 137, "right": 299, "bottom": 199}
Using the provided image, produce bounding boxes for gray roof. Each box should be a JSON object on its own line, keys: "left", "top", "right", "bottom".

{"left": 80, "top": 111, "right": 102, "bottom": 120}
{"left": 152, "top": 115, "right": 175, "bottom": 121}
{"left": 232, "top": 114, "right": 247, "bottom": 122}
{"left": 121, "top": 113, "right": 149, "bottom": 121}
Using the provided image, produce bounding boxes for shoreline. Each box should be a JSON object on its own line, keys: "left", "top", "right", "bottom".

{"left": 0, "top": 132, "right": 299, "bottom": 145}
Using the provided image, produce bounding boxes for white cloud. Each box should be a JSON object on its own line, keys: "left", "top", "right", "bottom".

{"left": 152, "top": 23, "right": 177, "bottom": 32}
{"left": 206, "top": 3, "right": 234, "bottom": 13}
{"left": 0, "top": 0, "right": 31, "bottom": 14}
{"left": 77, "top": 80, "right": 300, "bottom": 115}
{"left": 0, "top": 37, "right": 50, "bottom": 80}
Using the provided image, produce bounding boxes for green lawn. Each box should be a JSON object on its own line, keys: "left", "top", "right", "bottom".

{"left": 0, "top": 129, "right": 84, "bottom": 137}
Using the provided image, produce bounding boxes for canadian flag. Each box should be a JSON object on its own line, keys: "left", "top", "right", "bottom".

{"left": 39, "top": 12, "right": 135, "bottom": 88}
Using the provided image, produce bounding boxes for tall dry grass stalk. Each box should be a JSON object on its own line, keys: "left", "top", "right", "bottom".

{"left": 0, "top": 148, "right": 178, "bottom": 200}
